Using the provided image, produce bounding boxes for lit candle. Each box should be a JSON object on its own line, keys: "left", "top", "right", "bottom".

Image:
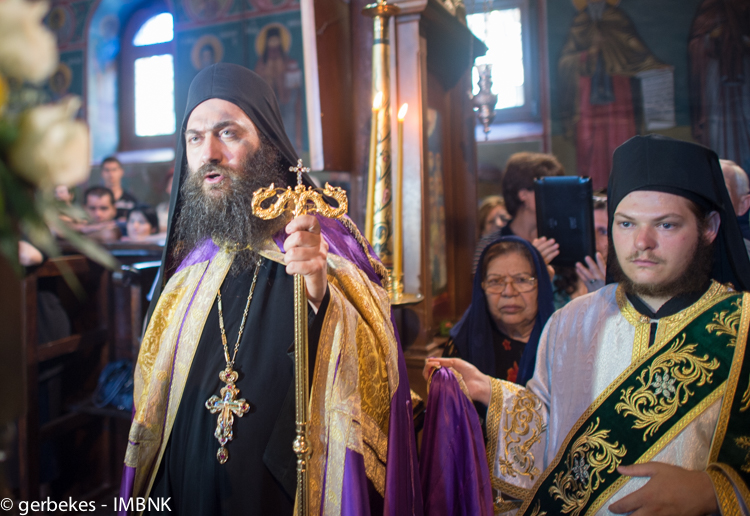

{"left": 393, "top": 103, "right": 408, "bottom": 293}
{"left": 365, "top": 92, "right": 383, "bottom": 243}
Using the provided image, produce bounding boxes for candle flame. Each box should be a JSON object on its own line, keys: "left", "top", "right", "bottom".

{"left": 373, "top": 91, "right": 383, "bottom": 110}
{"left": 398, "top": 103, "right": 408, "bottom": 121}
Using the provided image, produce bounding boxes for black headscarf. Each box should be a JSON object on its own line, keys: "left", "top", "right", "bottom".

{"left": 608, "top": 134, "right": 750, "bottom": 291}
{"left": 148, "top": 63, "right": 317, "bottom": 317}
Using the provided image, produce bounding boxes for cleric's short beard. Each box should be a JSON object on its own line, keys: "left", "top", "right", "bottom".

{"left": 608, "top": 233, "right": 714, "bottom": 301}
{"left": 172, "top": 137, "right": 290, "bottom": 275}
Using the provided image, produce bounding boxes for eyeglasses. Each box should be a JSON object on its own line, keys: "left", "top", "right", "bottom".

{"left": 483, "top": 274, "right": 537, "bottom": 293}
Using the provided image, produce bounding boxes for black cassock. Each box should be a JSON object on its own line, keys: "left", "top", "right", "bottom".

{"left": 147, "top": 259, "right": 327, "bottom": 515}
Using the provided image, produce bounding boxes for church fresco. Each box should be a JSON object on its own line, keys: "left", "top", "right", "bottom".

{"left": 547, "top": 0, "right": 717, "bottom": 185}
{"left": 688, "top": 0, "right": 750, "bottom": 171}
{"left": 190, "top": 34, "right": 224, "bottom": 70}
{"left": 557, "top": 0, "right": 666, "bottom": 190}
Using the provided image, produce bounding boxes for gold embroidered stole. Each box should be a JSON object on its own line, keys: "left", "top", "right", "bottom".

{"left": 515, "top": 282, "right": 748, "bottom": 516}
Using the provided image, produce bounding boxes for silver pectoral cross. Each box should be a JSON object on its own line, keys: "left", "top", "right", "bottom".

{"left": 205, "top": 368, "right": 250, "bottom": 464}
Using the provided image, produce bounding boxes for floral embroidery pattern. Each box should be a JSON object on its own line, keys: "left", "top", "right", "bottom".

{"left": 615, "top": 334, "right": 720, "bottom": 440}
{"left": 571, "top": 457, "right": 590, "bottom": 484}
{"left": 507, "top": 362, "right": 519, "bottom": 383}
{"left": 548, "top": 418, "right": 626, "bottom": 516}
{"left": 651, "top": 372, "right": 676, "bottom": 400}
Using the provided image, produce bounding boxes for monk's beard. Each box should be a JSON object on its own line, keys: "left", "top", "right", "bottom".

{"left": 172, "top": 139, "right": 290, "bottom": 275}
{"left": 608, "top": 234, "right": 714, "bottom": 301}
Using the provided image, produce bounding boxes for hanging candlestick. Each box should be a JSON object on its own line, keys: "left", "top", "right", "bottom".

{"left": 363, "top": 0, "right": 399, "bottom": 279}
{"left": 392, "top": 103, "right": 407, "bottom": 299}
{"left": 365, "top": 91, "right": 383, "bottom": 243}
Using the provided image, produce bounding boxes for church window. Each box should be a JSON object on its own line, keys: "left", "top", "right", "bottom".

{"left": 467, "top": 0, "right": 539, "bottom": 125}
{"left": 120, "top": 9, "right": 176, "bottom": 150}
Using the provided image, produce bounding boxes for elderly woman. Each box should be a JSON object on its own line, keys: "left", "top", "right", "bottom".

{"left": 444, "top": 236, "right": 555, "bottom": 385}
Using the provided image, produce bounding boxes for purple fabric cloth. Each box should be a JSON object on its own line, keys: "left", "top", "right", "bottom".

{"left": 175, "top": 239, "right": 220, "bottom": 273}
{"left": 419, "top": 368, "right": 494, "bottom": 516}
{"left": 118, "top": 465, "right": 136, "bottom": 516}
{"left": 384, "top": 312, "right": 424, "bottom": 516}
{"left": 341, "top": 449, "right": 372, "bottom": 516}
{"left": 273, "top": 215, "right": 383, "bottom": 286}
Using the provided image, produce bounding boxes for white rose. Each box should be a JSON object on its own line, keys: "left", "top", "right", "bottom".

{"left": 9, "top": 96, "right": 91, "bottom": 187}
{"left": 0, "top": 0, "right": 58, "bottom": 83}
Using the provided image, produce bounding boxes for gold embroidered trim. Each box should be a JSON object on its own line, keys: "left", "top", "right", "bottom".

{"left": 618, "top": 287, "right": 652, "bottom": 362}
{"left": 495, "top": 499, "right": 522, "bottom": 513}
{"left": 363, "top": 443, "right": 387, "bottom": 496}
{"left": 339, "top": 216, "right": 390, "bottom": 283}
{"left": 518, "top": 282, "right": 735, "bottom": 516}
{"left": 492, "top": 477, "right": 532, "bottom": 503}
{"left": 486, "top": 378, "right": 504, "bottom": 485}
{"left": 361, "top": 413, "right": 388, "bottom": 463}
{"left": 707, "top": 463, "right": 750, "bottom": 513}
{"left": 710, "top": 292, "right": 750, "bottom": 464}
{"left": 706, "top": 467, "right": 741, "bottom": 516}
{"left": 147, "top": 251, "right": 233, "bottom": 497}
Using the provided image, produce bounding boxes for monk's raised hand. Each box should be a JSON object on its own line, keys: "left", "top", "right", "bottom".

{"left": 284, "top": 214, "right": 329, "bottom": 312}
{"left": 609, "top": 462, "right": 718, "bottom": 516}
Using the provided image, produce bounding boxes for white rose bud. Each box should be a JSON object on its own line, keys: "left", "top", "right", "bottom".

{"left": 0, "top": 0, "right": 58, "bottom": 83}
{"left": 9, "top": 96, "right": 91, "bottom": 187}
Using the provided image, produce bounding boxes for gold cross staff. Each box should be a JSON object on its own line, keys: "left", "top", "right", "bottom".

{"left": 251, "top": 159, "right": 347, "bottom": 516}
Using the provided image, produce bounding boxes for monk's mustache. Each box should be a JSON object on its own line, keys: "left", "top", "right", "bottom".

{"left": 196, "top": 163, "right": 236, "bottom": 179}
{"left": 626, "top": 252, "right": 664, "bottom": 264}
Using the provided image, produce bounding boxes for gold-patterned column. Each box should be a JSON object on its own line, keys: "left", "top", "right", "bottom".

{"left": 363, "top": 0, "right": 399, "bottom": 273}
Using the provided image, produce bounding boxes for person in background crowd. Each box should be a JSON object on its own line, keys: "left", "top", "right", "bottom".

{"left": 79, "top": 186, "right": 120, "bottom": 242}
{"left": 54, "top": 185, "right": 75, "bottom": 206}
{"left": 574, "top": 192, "right": 608, "bottom": 292}
{"left": 720, "top": 159, "right": 750, "bottom": 257}
{"left": 473, "top": 153, "right": 564, "bottom": 274}
{"left": 156, "top": 166, "right": 174, "bottom": 234}
{"left": 100, "top": 156, "right": 139, "bottom": 222}
{"left": 122, "top": 205, "right": 162, "bottom": 242}
{"left": 477, "top": 196, "right": 510, "bottom": 238}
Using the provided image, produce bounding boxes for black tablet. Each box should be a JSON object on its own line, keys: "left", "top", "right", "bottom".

{"left": 534, "top": 176, "right": 596, "bottom": 267}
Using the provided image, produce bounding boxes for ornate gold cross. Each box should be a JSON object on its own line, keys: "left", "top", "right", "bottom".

{"left": 251, "top": 159, "right": 347, "bottom": 515}
{"left": 204, "top": 369, "right": 251, "bottom": 464}
{"left": 252, "top": 159, "right": 348, "bottom": 219}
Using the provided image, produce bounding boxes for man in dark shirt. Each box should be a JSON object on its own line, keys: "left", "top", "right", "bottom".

{"left": 100, "top": 156, "right": 138, "bottom": 221}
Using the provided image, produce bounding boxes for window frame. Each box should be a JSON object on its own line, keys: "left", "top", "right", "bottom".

{"left": 467, "top": 0, "right": 538, "bottom": 125}
{"left": 119, "top": 5, "right": 176, "bottom": 151}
